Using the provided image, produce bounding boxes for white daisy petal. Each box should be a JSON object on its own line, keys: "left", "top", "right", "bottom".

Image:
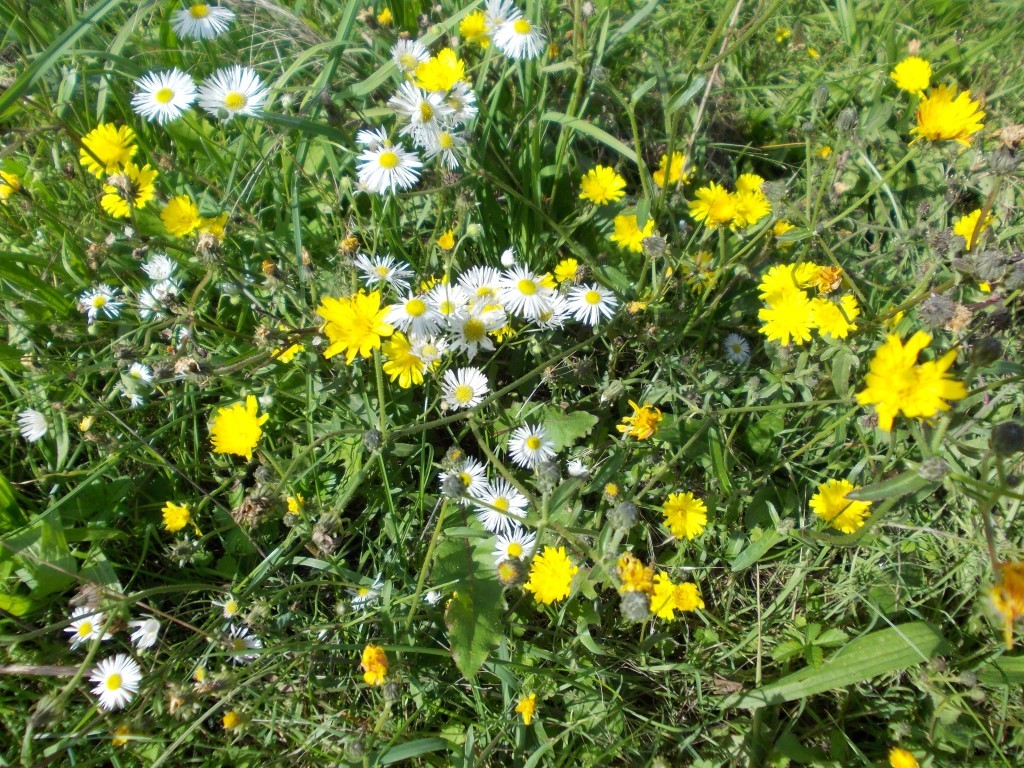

{"left": 508, "top": 423, "right": 556, "bottom": 469}
{"left": 565, "top": 283, "right": 618, "bottom": 326}
{"left": 131, "top": 69, "right": 197, "bottom": 124}
{"left": 89, "top": 654, "right": 142, "bottom": 710}
{"left": 17, "top": 408, "right": 48, "bottom": 442}
{"left": 442, "top": 367, "right": 489, "bottom": 410}
{"left": 171, "top": 3, "right": 235, "bottom": 40}
{"left": 197, "top": 66, "right": 269, "bottom": 121}
{"left": 471, "top": 478, "right": 528, "bottom": 534}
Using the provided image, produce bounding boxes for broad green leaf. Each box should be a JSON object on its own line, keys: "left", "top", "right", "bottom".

{"left": 379, "top": 738, "right": 447, "bottom": 765}
{"left": 745, "top": 410, "right": 783, "bottom": 457}
{"left": 445, "top": 577, "right": 504, "bottom": 679}
{"left": 730, "top": 527, "right": 784, "bottom": 572}
{"left": 538, "top": 408, "right": 599, "bottom": 451}
{"left": 976, "top": 655, "right": 1024, "bottom": 686}
{"left": 0, "top": 590, "right": 33, "bottom": 616}
{"left": 540, "top": 111, "right": 638, "bottom": 165}
{"left": 845, "top": 470, "right": 938, "bottom": 502}
{"left": 829, "top": 347, "right": 857, "bottom": 399}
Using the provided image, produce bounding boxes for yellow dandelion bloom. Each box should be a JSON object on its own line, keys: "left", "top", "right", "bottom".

{"left": 816, "top": 145, "right": 833, "bottom": 159}
{"left": 732, "top": 189, "right": 771, "bottom": 229}
{"left": 460, "top": 10, "right": 490, "bottom": 48}
{"left": 604, "top": 482, "right": 620, "bottom": 500}
{"left": 100, "top": 162, "right": 157, "bottom": 218}
{"left": 773, "top": 220, "right": 796, "bottom": 246}
{"left": 209, "top": 395, "right": 269, "bottom": 460}
{"left": 888, "top": 747, "right": 920, "bottom": 768}
{"left": 360, "top": 644, "right": 388, "bottom": 685}
{"left": 652, "top": 574, "right": 705, "bottom": 619}
{"left": 952, "top": 208, "right": 993, "bottom": 251}
{"left": 689, "top": 182, "right": 736, "bottom": 229}
{"left": 890, "top": 57, "right": 931, "bottom": 95}
{"left": 616, "top": 400, "right": 662, "bottom": 440}
{"left": 79, "top": 123, "right": 137, "bottom": 178}
{"left": 662, "top": 492, "right": 708, "bottom": 541}
{"left": 376, "top": 7, "right": 392, "bottom": 25}
{"left": 809, "top": 479, "right": 871, "bottom": 533}
{"left": 199, "top": 212, "right": 228, "bottom": 239}
{"left": 0, "top": 170, "right": 21, "bottom": 202}
{"left": 272, "top": 343, "right": 304, "bottom": 364}
{"left": 579, "top": 165, "right": 626, "bottom": 205}
{"left": 673, "top": 581, "right": 704, "bottom": 612}
{"left": 911, "top": 85, "right": 985, "bottom": 146}
{"left": 616, "top": 553, "right": 654, "bottom": 594}
{"left": 813, "top": 266, "right": 843, "bottom": 294}
{"left": 515, "top": 693, "right": 537, "bottom": 725}
{"left": 807, "top": 47, "right": 820, "bottom": 59}
{"left": 162, "top": 195, "right": 202, "bottom": 237}
{"left": 287, "top": 494, "right": 304, "bottom": 514}
{"left": 524, "top": 546, "right": 579, "bottom": 605}
{"left": 758, "top": 289, "right": 816, "bottom": 346}
{"left": 161, "top": 501, "right": 194, "bottom": 533}
{"left": 111, "top": 725, "right": 131, "bottom": 747}
{"left": 609, "top": 213, "right": 655, "bottom": 253}
{"left": 415, "top": 48, "right": 465, "bottom": 92}
{"left": 989, "top": 560, "right": 1024, "bottom": 649}
{"left": 382, "top": 331, "right": 426, "bottom": 388}
{"left": 437, "top": 229, "right": 456, "bottom": 250}
{"left": 652, "top": 151, "right": 689, "bottom": 187}
{"left": 317, "top": 290, "right": 394, "bottom": 363}
{"left": 554, "top": 257, "right": 579, "bottom": 284}
{"left": 811, "top": 294, "right": 860, "bottom": 339}
{"left": 222, "top": 710, "right": 242, "bottom": 730}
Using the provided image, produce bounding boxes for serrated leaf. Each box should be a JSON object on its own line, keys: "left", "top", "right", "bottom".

{"left": 445, "top": 578, "right": 504, "bottom": 678}
{"left": 538, "top": 408, "right": 598, "bottom": 451}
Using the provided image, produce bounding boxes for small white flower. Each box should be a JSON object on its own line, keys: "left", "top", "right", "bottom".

{"left": 492, "top": 525, "right": 536, "bottom": 563}
{"left": 410, "top": 334, "right": 448, "bottom": 366}
{"left": 128, "top": 617, "right": 161, "bottom": 650}
{"left": 17, "top": 408, "right": 47, "bottom": 442}
{"left": 389, "top": 82, "right": 454, "bottom": 146}
{"left": 89, "top": 654, "right": 142, "bottom": 711}
{"left": 723, "top": 333, "right": 751, "bottom": 364}
{"left": 499, "top": 265, "right": 555, "bottom": 320}
{"left": 65, "top": 607, "right": 113, "bottom": 650}
{"left": 499, "top": 247, "right": 517, "bottom": 268}
{"left": 138, "top": 280, "right": 180, "bottom": 320}
{"left": 422, "top": 129, "right": 467, "bottom": 170}
{"left": 197, "top": 66, "right": 269, "bottom": 121}
{"left": 448, "top": 306, "right": 504, "bottom": 361}
{"left": 213, "top": 594, "right": 241, "bottom": 620}
{"left": 457, "top": 266, "right": 502, "bottom": 304}
{"left": 131, "top": 69, "right": 197, "bottom": 124}
{"left": 78, "top": 284, "right": 122, "bottom": 323}
{"left": 122, "top": 390, "right": 146, "bottom": 409}
{"left": 427, "top": 282, "right": 469, "bottom": 319}
{"left": 356, "top": 127, "right": 390, "bottom": 150}
{"left": 349, "top": 575, "right": 383, "bottom": 609}
{"left": 566, "top": 458, "right": 590, "bottom": 478}
{"left": 445, "top": 82, "right": 478, "bottom": 125}
{"left": 386, "top": 293, "right": 443, "bottom": 337}
{"left": 391, "top": 38, "right": 430, "bottom": 75}
{"left": 422, "top": 590, "right": 443, "bottom": 606}
{"left": 141, "top": 253, "right": 176, "bottom": 281}
{"left": 493, "top": 16, "right": 546, "bottom": 60}
{"left": 353, "top": 252, "right": 414, "bottom": 291}
{"left": 356, "top": 141, "right": 422, "bottom": 194}
{"left": 225, "top": 625, "right": 262, "bottom": 664}
{"left": 128, "top": 363, "right": 153, "bottom": 383}
{"left": 439, "top": 457, "right": 488, "bottom": 501}
{"left": 472, "top": 479, "right": 528, "bottom": 535}
{"left": 532, "top": 293, "right": 571, "bottom": 329}
{"left": 442, "top": 367, "right": 489, "bottom": 410}
{"left": 508, "top": 423, "right": 556, "bottom": 469}
{"left": 485, "top": 0, "right": 521, "bottom": 29}
{"left": 171, "top": 2, "right": 235, "bottom": 40}
{"left": 566, "top": 283, "right": 618, "bottom": 326}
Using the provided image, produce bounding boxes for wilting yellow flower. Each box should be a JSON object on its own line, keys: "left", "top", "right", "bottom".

{"left": 616, "top": 553, "right": 654, "bottom": 594}
{"left": 79, "top": 123, "right": 137, "bottom": 178}
{"left": 360, "top": 643, "right": 388, "bottom": 685}
{"left": 807, "top": 47, "right": 820, "bottom": 59}
{"left": 287, "top": 494, "right": 304, "bottom": 514}
{"left": 554, "top": 257, "right": 579, "bottom": 284}
{"left": 809, "top": 479, "right": 871, "bottom": 533}
{"left": 199, "top": 212, "right": 228, "bottom": 239}
{"left": 317, "top": 290, "right": 393, "bottom": 363}
{"left": 272, "top": 343, "right": 304, "bottom": 363}
{"left": 376, "top": 7, "right": 392, "bottom": 25}
{"left": 888, "top": 747, "right": 920, "bottom": 768}
{"left": 382, "top": 332, "right": 426, "bottom": 388}
{"left": 111, "top": 725, "right": 131, "bottom": 747}
{"left": 662, "top": 492, "right": 708, "bottom": 541}
{"left": 460, "top": 10, "right": 490, "bottom": 47}
{"left": 100, "top": 162, "right": 157, "bottom": 218}
{"left": 758, "top": 289, "right": 816, "bottom": 346}
{"left": 161, "top": 195, "right": 201, "bottom": 237}
{"left": 209, "top": 395, "right": 269, "bottom": 460}
{"left": 813, "top": 266, "right": 843, "bottom": 293}
{"left": 609, "top": 213, "right": 655, "bottom": 253}
{"left": 579, "top": 165, "right": 626, "bottom": 204}
{"left": 856, "top": 331, "right": 967, "bottom": 431}
{"left": 524, "top": 546, "right": 579, "bottom": 604}
{"left": 415, "top": 48, "right": 465, "bottom": 92}
{"left": 0, "top": 170, "right": 21, "bottom": 202}
{"left": 652, "top": 152, "right": 689, "bottom": 187}
{"left": 515, "top": 693, "right": 537, "bottom": 725}
{"left": 161, "top": 501, "right": 195, "bottom": 533}
{"left": 989, "top": 561, "right": 1024, "bottom": 649}
{"left": 689, "top": 182, "right": 736, "bottom": 229}
{"left": 437, "top": 229, "right": 456, "bottom": 250}
{"left": 890, "top": 56, "right": 932, "bottom": 95}
{"left": 911, "top": 85, "right": 985, "bottom": 146}
{"left": 952, "top": 208, "right": 993, "bottom": 251}
{"left": 811, "top": 294, "right": 860, "bottom": 339}
{"left": 616, "top": 400, "right": 662, "bottom": 440}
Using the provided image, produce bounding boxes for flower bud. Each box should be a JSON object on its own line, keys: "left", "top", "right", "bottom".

{"left": 811, "top": 85, "right": 830, "bottom": 110}
{"left": 919, "top": 293, "right": 955, "bottom": 328}
{"left": 363, "top": 428, "right": 383, "bottom": 452}
{"left": 497, "top": 558, "right": 525, "bottom": 586}
{"left": 620, "top": 590, "right": 651, "bottom": 622}
{"left": 608, "top": 501, "right": 638, "bottom": 531}
{"left": 971, "top": 337, "right": 1002, "bottom": 366}
{"left": 536, "top": 460, "right": 560, "bottom": 488}
{"left": 836, "top": 107, "right": 858, "bottom": 133}
{"left": 992, "top": 422, "right": 1024, "bottom": 456}
{"left": 918, "top": 457, "right": 948, "bottom": 482}
{"left": 441, "top": 473, "right": 467, "bottom": 499}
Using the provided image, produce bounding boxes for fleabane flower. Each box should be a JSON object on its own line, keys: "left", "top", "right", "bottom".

{"left": 449, "top": 306, "right": 505, "bottom": 360}
{"left": 493, "top": 526, "right": 537, "bottom": 563}
{"left": 317, "top": 290, "right": 394, "bottom": 363}
{"left": 66, "top": 607, "right": 113, "bottom": 649}
{"left": 809, "top": 479, "right": 872, "bottom": 534}
{"left": 78, "top": 285, "right": 122, "bottom": 323}
{"left": 79, "top": 124, "right": 136, "bottom": 178}
{"left": 723, "top": 333, "right": 751, "bottom": 363}
{"left": 128, "top": 617, "right": 161, "bottom": 650}
{"left": 617, "top": 400, "right": 662, "bottom": 440}
{"left": 472, "top": 478, "right": 528, "bottom": 534}
{"left": 662, "top": 492, "right": 708, "bottom": 541}
{"left": 890, "top": 56, "right": 931, "bottom": 95}
{"left": 493, "top": 15, "right": 546, "bottom": 60}
{"left": 89, "top": 654, "right": 142, "bottom": 711}
{"left": 499, "top": 265, "right": 556, "bottom": 319}
{"left": 131, "top": 69, "right": 197, "bottom": 124}
{"left": 911, "top": 84, "right": 985, "bottom": 146}
{"left": 442, "top": 367, "right": 489, "bottom": 410}
{"left": 353, "top": 253, "right": 414, "bottom": 292}
{"left": 566, "top": 283, "right": 618, "bottom": 326}
{"left": 17, "top": 408, "right": 47, "bottom": 442}
{"left": 386, "top": 292, "right": 443, "bottom": 337}
{"left": 392, "top": 38, "right": 430, "bottom": 76}
{"left": 209, "top": 395, "right": 269, "bottom": 460}
{"left": 198, "top": 66, "right": 269, "bottom": 121}
{"left": 389, "top": 82, "right": 455, "bottom": 145}
{"left": 952, "top": 208, "right": 993, "bottom": 251}
{"left": 422, "top": 128, "right": 467, "bottom": 170}
{"left": 610, "top": 213, "right": 656, "bottom": 253}
{"left": 508, "top": 423, "right": 556, "bottom": 468}
{"left": 225, "top": 625, "right": 262, "bottom": 664}
{"left": 100, "top": 162, "right": 157, "bottom": 218}
{"left": 171, "top": 3, "right": 235, "bottom": 40}
{"left": 439, "top": 456, "right": 488, "bottom": 500}
{"left": 524, "top": 546, "right": 578, "bottom": 605}
{"left": 579, "top": 165, "right": 626, "bottom": 204}
{"left": 356, "top": 139, "right": 422, "bottom": 194}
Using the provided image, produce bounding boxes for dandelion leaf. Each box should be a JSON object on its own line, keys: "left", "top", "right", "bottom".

{"left": 445, "top": 578, "right": 504, "bottom": 679}
{"left": 538, "top": 408, "right": 599, "bottom": 451}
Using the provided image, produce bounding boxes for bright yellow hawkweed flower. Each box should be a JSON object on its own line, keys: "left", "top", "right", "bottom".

{"left": 381, "top": 331, "right": 426, "bottom": 388}
{"left": 524, "top": 546, "right": 578, "bottom": 604}
{"left": 810, "top": 295, "right": 860, "bottom": 340}
{"left": 437, "top": 229, "right": 456, "bottom": 250}
{"left": 689, "top": 182, "right": 736, "bottom": 229}
{"left": 515, "top": 693, "right": 537, "bottom": 725}
{"left": 100, "top": 162, "right": 157, "bottom": 218}
{"left": 553, "top": 257, "right": 579, "bottom": 284}
{"left": 460, "top": 11, "right": 489, "bottom": 47}
{"left": 360, "top": 643, "right": 388, "bottom": 685}
{"left": 616, "top": 400, "right": 662, "bottom": 440}
{"left": 990, "top": 561, "right": 1024, "bottom": 650}
{"left": 809, "top": 479, "right": 871, "bottom": 533}
{"left": 161, "top": 501, "right": 196, "bottom": 533}
{"left": 317, "top": 290, "right": 393, "bottom": 363}
{"left": 415, "top": 48, "right": 465, "bottom": 92}
{"left": 616, "top": 553, "right": 654, "bottom": 594}
{"left": 652, "top": 151, "right": 689, "bottom": 187}
{"left": 757, "top": 289, "right": 816, "bottom": 346}
{"left": 609, "top": 214, "right": 655, "bottom": 253}
{"left": 911, "top": 85, "right": 985, "bottom": 146}
{"left": 952, "top": 208, "right": 993, "bottom": 251}
{"left": 579, "top": 165, "right": 626, "bottom": 205}
{"left": 0, "top": 170, "right": 21, "bottom": 202}
{"left": 79, "top": 123, "right": 137, "bottom": 178}
{"left": 888, "top": 747, "right": 920, "bottom": 768}
{"left": 890, "top": 56, "right": 931, "bottom": 95}
{"left": 650, "top": 573, "right": 704, "bottom": 619}
{"left": 209, "top": 395, "right": 269, "bottom": 460}
{"left": 162, "top": 195, "right": 202, "bottom": 237}
{"left": 662, "top": 492, "right": 708, "bottom": 541}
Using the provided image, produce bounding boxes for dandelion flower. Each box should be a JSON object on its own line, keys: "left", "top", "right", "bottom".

{"left": 198, "top": 66, "right": 269, "bottom": 121}
{"left": 66, "top": 607, "right": 113, "bottom": 649}
{"left": 952, "top": 208, "right": 993, "bottom": 251}
{"left": 17, "top": 408, "right": 47, "bottom": 442}
{"left": 128, "top": 617, "right": 161, "bottom": 650}
{"left": 989, "top": 560, "right": 1024, "bottom": 649}
{"left": 553, "top": 258, "right": 579, "bottom": 284}
{"left": 524, "top": 546, "right": 578, "bottom": 604}
{"left": 162, "top": 501, "right": 194, "bottom": 533}
{"left": 689, "top": 182, "right": 736, "bottom": 229}
{"left": 442, "top": 367, "right": 489, "bottom": 410}
{"left": 209, "top": 395, "right": 269, "bottom": 460}
{"left": 723, "top": 333, "right": 751, "bottom": 364}
{"left": 855, "top": 331, "right": 966, "bottom": 431}
{"left": 382, "top": 332, "right": 427, "bottom": 388}
{"left": 662, "top": 492, "right": 708, "bottom": 541}
{"left": 811, "top": 295, "right": 860, "bottom": 340}
{"left": 515, "top": 692, "right": 538, "bottom": 725}
{"left": 809, "top": 479, "right": 871, "bottom": 533}
{"left": 651, "top": 573, "right": 704, "bottom": 619}
{"left": 414, "top": 48, "right": 466, "bottom": 92}
{"left": 609, "top": 213, "right": 655, "bottom": 253}
{"left": 171, "top": 3, "right": 235, "bottom": 40}
{"left": 131, "top": 68, "right": 197, "bottom": 124}
{"left": 89, "top": 654, "right": 142, "bottom": 711}
{"left": 223, "top": 710, "right": 243, "bottom": 729}
{"left": 617, "top": 400, "right": 662, "bottom": 440}
{"left": 493, "top": 16, "right": 546, "bottom": 60}
{"left": 579, "top": 165, "right": 626, "bottom": 205}
{"left": 460, "top": 10, "right": 490, "bottom": 47}
{"left": 78, "top": 284, "right": 122, "bottom": 323}
{"left": 317, "top": 290, "right": 394, "bottom": 363}
{"left": 758, "top": 289, "right": 816, "bottom": 346}
{"left": 616, "top": 553, "right": 654, "bottom": 594}
{"left": 509, "top": 423, "right": 556, "bottom": 468}
{"left": 79, "top": 123, "right": 136, "bottom": 178}
{"left": 161, "top": 195, "right": 201, "bottom": 237}
{"left": 472, "top": 478, "right": 528, "bottom": 534}
{"left": 437, "top": 230, "right": 456, "bottom": 250}
{"left": 566, "top": 283, "right": 618, "bottom": 326}
{"left": 493, "top": 526, "right": 537, "bottom": 563}
{"left": 652, "top": 151, "right": 689, "bottom": 187}
{"left": 100, "top": 162, "right": 157, "bottom": 218}
{"left": 911, "top": 84, "right": 985, "bottom": 146}
{"left": 888, "top": 748, "right": 920, "bottom": 768}
{"left": 356, "top": 140, "right": 422, "bottom": 194}
{"left": 890, "top": 57, "right": 931, "bottom": 95}
{"left": 225, "top": 625, "right": 261, "bottom": 664}
{"left": 361, "top": 644, "right": 388, "bottom": 685}
{"left": 0, "top": 170, "right": 21, "bottom": 202}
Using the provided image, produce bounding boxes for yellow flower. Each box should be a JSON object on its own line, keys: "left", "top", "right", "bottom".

{"left": 490, "top": 324, "right": 516, "bottom": 342}
{"left": 890, "top": 57, "right": 931, "bottom": 95}
{"left": 79, "top": 123, "right": 137, "bottom": 178}
{"left": 888, "top": 747, "right": 920, "bottom": 768}
{"left": 287, "top": 494, "right": 304, "bottom": 514}
{"left": 952, "top": 208, "right": 993, "bottom": 251}
{"left": 199, "top": 212, "right": 228, "bottom": 239}
{"left": 616, "top": 400, "right": 662, "bottom": 440}
{"left": 911, "top": 84, "right": 985, "bottom": 146}
{"left": 415, "top": 48, "right": 466, "bottom": 92}
{"left": 979, "top": 281, "right": 991, "bottom": 293}
{"left": 100, "top": 162, "right": 157, "bottom": 218}
{"left": 616, "top": 553, "right": 654, "bottom": 594}
{"left": 735, "top": 173, "right": 765, "bottom": 195}
{"left": 732, "top": 189, "right": 771, "bottom": 229}
{"left": 809, "top": 479, "right": 871, "bottom": 533}
{"left": 161, "top": 501, "right": 195, "bottom": 533}
{"left": 651, "top": 574, "right": 705, "bottom": 619}
{"left": 807, "top": 47, "right": 820, "bottom": 59}
{"left": 989, "top": 561, "right": 1024, "bottom": 649}
{"left": 652, "top": 152, "right": 689, "bottom": 187}
{"left": 609, "top": 213, "right": 655, "bottom": 253}
{"left": 376, "top": 7, "right": 392, "bottom": 25}
{"left": 460, "top": 10, "right": 490, "bottom": 48}
{"left": 317, "top": 290, "right": 393, "bottom": 363}
{"left": 0, "top": 170, "right": 21, "bottom": 202}
{"left": 579, "top": 165, "right": 626, "bottom": 204}
{"left": 813, "top": 266, "right": 843, "bottom": 294}
{"left": 553, "top": 257, "right": 579, "bottom": 284}
{"left": 855, "top": 331, "right": 967, "bottom": 431}
{"left": 272, "top": 343, "right": 304, "bottom": 363}
{"left": 689, "top": 182, "right": 736, "bottom": 229}
{"left": 662, "top": 492, "right": 708, "bottom": 541}
{"left": 360, "top": 643, "right": 388, "bottom": 685}
{"left": 382, "top": 332, "right": 426, "bottom": 388}
{"left": 672, "top": 581, "right": 704, "bottom": 612}
{"left": 111, "top": 725, "right": 132, "bottom": 747}
{"left": 524, "top": 546, "right": 579, "bottom": 605}
{"left": 811, "top": 294, "right": 860, "bottom": 339}
{"left": 437, "top": 229, "right": 456, "bottom": 250}
{"left": 773, "top": 220, "right": 796, "bottom": 247}
{"left": 816, "top": 145, "right": 833, "bottom": 159}
{"left": 758, "top": 289, "right": 816, "bottom": 346}
{"left": 161, "top": 195, "right": 202, "bottom": 237}
{"left": 775, "top": 27, "right": 791, "bottom": 43}
{"left": 515, "top": 693, "right": 537, "bottom": 725}
{"left": 604, "top": 483, "right": 620, "bottom": 500}
{"left": 222, "top": 710, "right": 242, "bottom": 730}
{"left": 209, "top": 395, "right": 269, "bottom": 460}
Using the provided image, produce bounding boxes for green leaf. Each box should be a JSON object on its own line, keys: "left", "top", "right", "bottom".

{"left": 745, "top": 410, "right": 784, "bottom": 457}
{"left": 845, "top": 470, "right": 938, "bottom": 502}
{"left": 730, "top": 527, "right": 784, "bottom": 572}
{"left": 444, "top": 577, "right": 504, "bottom": 679}
{"left": 723, "top": 622, "right": 946, "bottom": 709}
{"left": 976, "top": 655, "right": 1024, "bottom": 686}
{"left": 379, "top": 738, "right": 448, "bottom": 764}
{"left": 538, "top": 408, "right": 599, "bottom": 451}
{"left": 829, "top": 347, "right": 857, "bottom": 399}
{"left": 0, "top": 590, "right": 33, "bottom": 616}
{"left": 540, "top": 111, "right": 639, "bottom": 165}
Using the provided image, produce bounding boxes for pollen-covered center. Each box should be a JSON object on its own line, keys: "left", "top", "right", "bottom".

{"left": 91, "top": 295, "right": 107, "bottom": 310}
{"left": 375, "top": 265, "right": 391, "bottom": 277}
{"left": 463, "top": 318, "right": 486, "bottom": 342}
{"left": 513, "top": 19, "right": 532, "bottom": 34}
{"left": 155, "top": 88, "right": 175, "bottom": 104}
{"left": 106, "top": 673, "right": 122, "bottom": 691}
{"left": 189, "top": 4, "right": 210, "bottom": 19}
{"left": 493, "top": 497, "right": 510, "bottom": 512}
{"left": 517, "top": 279, "right": 537, "bottom": 296}
{"left": 584, "top": 290, "right": 601, "bottom": 305}
{"left": 453, "top": 384, "right": 475, "bottom": 403}
{"left": 405, "top": 298, "right": 427, "bottom": 317}
{"left": 508, "top": 542, "right": 523, "bottom": 558}
{"left": 418, "top": 102, "right": 434, "bottom": 122}
{"left": 224, "top": 92, "right": 247, "bottom": 110}
{"left": 525, "top": 436, "right": 542, "bottom": 450}
{"left": 77, "top": 622, "right": 93, "bottom": 637}
{"left": 439, "top": 133, "right": 454, "bottom": 150}
{"left": 378, "top": 151, "right": 400, "bottom": 169}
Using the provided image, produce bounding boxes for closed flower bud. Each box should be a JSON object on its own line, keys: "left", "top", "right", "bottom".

{"left": 497, "top": 558, "right": 525, "bottom": 586}
{"left": 919, "top": 293, "right": 956, "bottom": 328}
{"left": 918, "top": 457, "right": 948, "bottom": 482}
{"left": 441, "top": 473, "right": 468, "bottom": 499}
{"left": 620, "top": 590, "right": 651, "bottom": 622}
{"left": 642, "top": 235, "right": 667, "bottom": 257}
{"left": 609, "top": 501, "right": 638, "bottom": 531}
{"left": 970, "top": 337, "right": 1003, "bottom": 366}
{"left": 382, "top": 681, "right": 402, "bottom": 702}
{"left": 811, "top": 85, "right": 830, "bottom": 109}
{"left": 536, "top": 460, "right": 560, "bottom": 488}
{"left": 836, "top": 106, "right": 858, "bottom": 133}
{"left": 988, "top": 146, "right": 1020, "bottom": 175}
{"left": 991, "top": 422, "right": 1024, "bottom": 456}
{"left": 363, "top": 428, "right": 383, "bottom": 452}
{"left": 975, "top": 249, "right": 1006, "bottom": 282}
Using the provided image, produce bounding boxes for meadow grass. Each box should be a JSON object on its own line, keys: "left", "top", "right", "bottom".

{"left": 2, "top": 0, "right": 1024, "bottom": 765}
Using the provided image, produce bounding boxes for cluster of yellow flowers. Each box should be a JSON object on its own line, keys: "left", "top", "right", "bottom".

{"left": 616, "top": 553, "right": 704, "bottom": 620}
{"left": 689, "top": 174, "right": 772, "bottom": 231}
{"left": 757, "top": 262, "right": 859, "bottom": 346}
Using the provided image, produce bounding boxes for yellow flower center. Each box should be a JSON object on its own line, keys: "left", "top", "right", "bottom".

{"left": 493, "top": 497, "right": 510, "bottom": 512}
{"left": 375, "top": 265, "right": 390, "bottom": 277}
{"left": 77, "top": 621, "right": 93, "bottom": 637}
{"left": 224, "top": 599, "right": 238, "bottom": 616}
{"left": 106, "top": 673, "right": 122, "bottom": 691}
{"left": 189, "top": 4, "right": 210, "bottom": 18}
{"left": 405, "top": 298, "right": 427, "bottom": 317}
{"left": 421, "top": 342, "right": 439, "bottom": 356}
{"left": 224, "top": 92, "right": 247, "bottom": 110}
{"left": 230, "top": 638, "right": 246, "bottom": 652}
{"left": 419, "top": 102, "right": 434, "bottom": 122}
{"left": 378, "top": 151, "right": 400, "bottom": 169}
{"left": 155, "top": 88, "right": 175, "bottom": 104}
{"left": 458, "top": 471, "right": 472, "bottom": 485}
{"left": 439, "top": 132, "right": 454, "bottom": 150}
{"left": 91, "top": 295, "right": 107, "bottom": 309}
{"left": 463, "top": 318, "right": 486, "bottom": 342}
{"left": 508, "top": 542, "right": 523, "bottom": 557}
{"left": 357, "top": 587, "right": 370, "bottom": 597}
{"left": 517, "top": 279, "right": 537, "bottom": 296}
{"left": 526, "top": 436, "right": 542, "bottom": 450}
{"left": 399, "top": 53, "right": 418, "bottom": 70}
{"left": 453, "top": 384, "right": 475, "bottom": 403}
{"left": 584, "top": 290, "right": 601, "bottom": 305}
{"left": 514, "top": 19, "right": 532, "bottom": 34}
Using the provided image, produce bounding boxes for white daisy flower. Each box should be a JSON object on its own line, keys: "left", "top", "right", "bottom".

{"left": 128, "top": 363, "right": 153, "bottom": 383}
{"left": 422, "top": 129, "right": 467, "bottom": 170}
{"left": 566, "top": 283, "right": 618, "bottom": 326}
{"left": 442, "top": 367, "right": 489, "bottom": 410}
{"left": 493, "top": 16, "right": 546, "bottom": 60}
{"left": 410, "top": 334, "right": 448, "bottom": 366}
{"left": 356, "top": 127, "right": 390, "bottom": 150}
{"left": 197, "top": 65, "right": 269, "bottom": 121}
{"left": 499, "top": 266, "right": 555, "bottom": 320}
{"left": 122, "top": 390, "right": 146, "bottom": 408}
{"left": 89, "top": 654, "right": 142, "bottom": 711}
{"left": 472, "top": 479, "right": 528, "bottom": 535}
{"left": 225, "top": 625, "right": 262, "bottom": 664}
{"left": 508, "top": 423, "right": 555, "bottom": 468}
{"left": 492, "top": 526, "right": 536, "bottom": 563}
{"left": 78, "top": 284, "right": 122, "bottom": 323}
{"left": 723, "top": 333, "right": 751, "bottom": 364}
{"left": 353, "top": 252, "right": 413, "bottom": 291}
{"left": 350, "top": 575, "right": 383, "bottom": 609}
{"left": 17, "top": 408, "right": 47, "bottom": 443}
{"left": 171, "top": 3, "right": 235, "bottom": 40}
{"left": 485, "top": 0, "right": 521, "bottom": 29}
{"left": 533, "top": 293, "right": 571, "bottom": 329}
{"left": 499, "top": 247, "right": 517, "bottom": 267}
{"left": 427, "top": 282, "right": 469, "bottom": 319}
{"left": 388, "top": 82, "right": 454, "bottom": 145}
{"left": 131, "top": 69, "right": 197, "bottom": 124}
{"left": 128, "top": 617, "right": 161, "bottom": 650}
{"left": 422, "top": 590, "right": 443, "bottom": 606}
{"left": 439, "top": 456, "right": 488, "bottom": 501}
{"left": 457, "top": 266, "right": 503, "bottom": 304}
{"left": 392, "top": 38, "right": 430, "bottom": 75}
{"left": 213, "top": 594, "right": 241, "bottom": 620}
{"left": 65, "top": 607, "right": 113, "bottom": 650}
{"left": 356, "top": 141, "right": 422, "bottom": 194}
{"left": 138, "top": 280, "right": 180, "bottom": 320}
{"left": 449, "top": 307, "right": 505, "bottom": 360}
{"left": 141, "top": 253, "right": 176, "bottom": 281}
{"left": 386, "top": 293, "right": 443, "bottom": 337}
{"left": 445, "top": 82, "right": 478, "bottom": 125}
{"left": 566, "top": 458, "right": 590, "bottom": 478}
